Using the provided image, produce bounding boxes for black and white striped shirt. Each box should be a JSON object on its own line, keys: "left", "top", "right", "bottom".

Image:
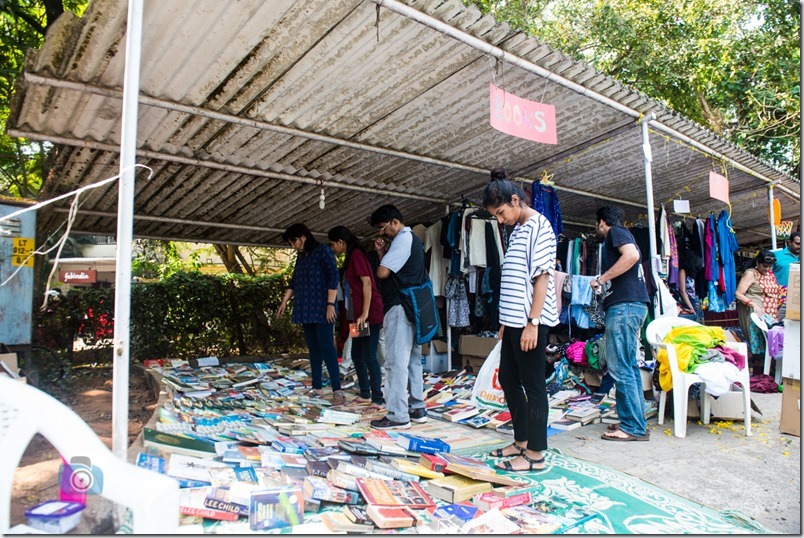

{"left": 499, "top": 213, "right": 559, "bottom": 328}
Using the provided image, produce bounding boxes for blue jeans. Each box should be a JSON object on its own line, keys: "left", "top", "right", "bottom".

{"left": 302, "top": 323, "right": 341, "bottom": 392}
{"left": 382, "top": 305, "right": 424, "bottom": 423}
{"left": 604, "top": 302, "right": 648, "bottom": 437}
{"left": 350, "top": 323, "right": 384, "bottom": 404}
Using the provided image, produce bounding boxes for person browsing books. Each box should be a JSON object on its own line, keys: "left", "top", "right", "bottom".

{"left": 589, "top": 206, "right": 651, "bottom": 442}
{"left": 482, "top": 168, "right": 559, "bottom": 472}
{"left": 328, "top": 225, "right": 385, "bottom": 407}
{"left": 368, "top": 204, "right": 429, "bottom": 430}
{"left": 277, "top": 223, "right": 345, "bottom": 406}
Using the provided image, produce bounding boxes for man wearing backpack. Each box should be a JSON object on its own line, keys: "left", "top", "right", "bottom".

{"left": 369, "top": 204, "right": 428, "bottom": 430}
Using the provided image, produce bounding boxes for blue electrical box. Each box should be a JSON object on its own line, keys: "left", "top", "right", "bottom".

{"left": 0, "top": 203, "right": 36, "bottom": 346}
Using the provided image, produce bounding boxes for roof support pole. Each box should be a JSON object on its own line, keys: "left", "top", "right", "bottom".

{"left": 112, "top": 0, "right": 143, "bottom": 461}
{"left": 769, "top": 185, "right": 777, "bottom": 250}
{"left": 641, "top": 114, "right": 658, "bottom": 261}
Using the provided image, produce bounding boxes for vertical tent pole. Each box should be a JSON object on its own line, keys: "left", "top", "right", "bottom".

{"left": 641, "top": 114, "right": 658, "bottom": 261}
{"left": 769, "top": 185, "right": 777, "bottom": 250}
{"left": 112, "top": 0, "right": 144, "bottom": 461}
{"left": 445, "top": 204, "right": 452, "bottom": 368}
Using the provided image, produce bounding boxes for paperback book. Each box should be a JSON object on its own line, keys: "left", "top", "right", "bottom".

{"left": 249, "top": 487, "right": 304, "bottom": 531}
{"left": 355, "top": 478, "right": 436, "bottom": 509}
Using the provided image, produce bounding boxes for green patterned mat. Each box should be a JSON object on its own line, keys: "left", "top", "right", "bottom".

{"left": 479, "top": 447, "right": 774, "bottom": 534}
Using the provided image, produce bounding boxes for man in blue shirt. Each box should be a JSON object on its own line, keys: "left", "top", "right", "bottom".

{"left": 772, "top": 232, "right": 800, "bottom": 287}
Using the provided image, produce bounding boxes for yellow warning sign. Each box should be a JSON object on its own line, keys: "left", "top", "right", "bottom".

{"left": 12, "top": 237, "right": 35, "bottom": 267}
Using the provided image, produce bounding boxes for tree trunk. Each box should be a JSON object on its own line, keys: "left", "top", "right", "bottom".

{"left": 213, "top": 244, "right": 243, "bottom": 274}
{"left": 43, "top": 0, "right": 65, "bottom": 32}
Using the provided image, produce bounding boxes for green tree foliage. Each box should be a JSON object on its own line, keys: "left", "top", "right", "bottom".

{"left": 1, "top": 0, "right": 88, "bottom": 197}
{"left": 469, "top": 0, "right": 800, "bottom": 175}
{"left": 33, "top": 271, "right": 305, "bottom": 360}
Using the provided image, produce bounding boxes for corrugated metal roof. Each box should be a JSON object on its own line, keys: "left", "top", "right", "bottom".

{"left": 7, "top": 0, "right": 799, "bottom": 247}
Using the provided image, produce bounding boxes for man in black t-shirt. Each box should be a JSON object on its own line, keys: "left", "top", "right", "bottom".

{"left": 590, "top": 206, "right": 651, "bottom": 442}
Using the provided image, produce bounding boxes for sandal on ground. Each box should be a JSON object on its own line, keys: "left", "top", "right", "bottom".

{"left": 306, "top": 388, "right": 324, "bottom": 398}
{"left": 352, "top": 396, "right": 372, "bottom": 404}
{"left": 331, "top": 390, "right": 346, "bottom": 406}
{"left": 494, "top": 452, "right": 546, "bottom": 473}
{"left": 601, "top": 429, "right": 650, "bottom": 442}
{"left": 489, "top": 443, "right": 526, "bottom": 458}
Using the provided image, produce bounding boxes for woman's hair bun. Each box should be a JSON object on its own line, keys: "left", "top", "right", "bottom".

{"left": 490, "top": 167, "right": 507, "bottom": 181}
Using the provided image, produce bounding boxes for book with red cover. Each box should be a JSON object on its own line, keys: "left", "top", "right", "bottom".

{"left": 355, "top": 478, "right": 436, "bottom": 509}
{"left": 366, "top": 505, "right": 420, "bottom": 529}
{"left": 418, "top": 453, "right": 448, "bottom": 473}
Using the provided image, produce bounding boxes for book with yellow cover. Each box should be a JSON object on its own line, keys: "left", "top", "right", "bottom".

{"left": 391, "top": 458, "right": 445, "bottom": 480}
{"left": 425, "top": 474, "right": 492, "bottom": 503}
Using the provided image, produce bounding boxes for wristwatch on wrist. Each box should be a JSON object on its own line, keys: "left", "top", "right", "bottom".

{"left": 327, "top": 302, "right": 335, "bottom": 307}
{"left": 528, "top": 317, "right": 540, "bottom": 326}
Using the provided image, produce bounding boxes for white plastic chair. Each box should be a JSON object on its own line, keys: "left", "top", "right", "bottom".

{"left": 0, "top": 376, "right": 179, "bottom": 534}
{"left": 750, "top": 312, "right": 781, "bottom": 384}
{"left": 646, "top": 316, "right": 752, "bottom": 438}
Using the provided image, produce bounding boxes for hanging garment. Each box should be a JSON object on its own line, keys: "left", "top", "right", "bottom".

{"left": 659, "top": 205, "right": 672, "bottom": 259}
{"left": 425, "top": 220, "right": 447, "bottom": 297}
{"left": 554, "top": 271, "right": 569, "bottom": 314}
{"left": 706, "top": 214, "right": 719, "bottom": 284}
{"left": 468, "top": 218, "right": 488, "bottom": 268}
{"left": 654, "top": 278, "right": 679, "bottom": 318}
{"left": 484, "top": 221, "right": 502, "bottom": 329}
{"left": 569, "top": 274, "right": 595, "bottom": 329}
{"left": 531, "top": 182, "right": 564, "bottom": 236}
{"left": 447, "top": 211, "right": 463, "bottom": 276}
{"left": 716, "top": 210, "right": 739, "bottom": 306}
{"left": 664, "top": 207, "right": 679, "bottom": 287}
{"left": 444, "top": 275, "right": 470, "bottom": 327}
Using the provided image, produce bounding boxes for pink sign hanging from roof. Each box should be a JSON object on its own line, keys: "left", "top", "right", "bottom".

{"left": 489, "top": 83, "right": 557, "bottom": 144}
{"left": 709, "top": 171, "right": 730, "bottom": 204}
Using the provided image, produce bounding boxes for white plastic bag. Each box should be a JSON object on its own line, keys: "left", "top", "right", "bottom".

{"left": 471, "top": 340, "right": 507, "bottom": 410}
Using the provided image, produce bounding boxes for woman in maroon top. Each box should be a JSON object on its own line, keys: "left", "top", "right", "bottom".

{"left": 328, "top": 226, "right": 385, "bottom": 406}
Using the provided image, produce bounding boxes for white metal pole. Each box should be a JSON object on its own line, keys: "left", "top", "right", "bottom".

{"left": 769, "top": 185, "right": 777, "bottom": 250}
{"left": 641, "top": 114, "right": 658, "bottom": 261}
{"left": 444, "top": 204, "right": 452, "bottom": 369}
{"left": 112, "top": 0, "right": 144, "bottom": 461}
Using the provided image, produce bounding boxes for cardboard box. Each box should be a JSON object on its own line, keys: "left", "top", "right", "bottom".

{"left": 459, "top": 335, "right": 498, "bottom": 358}
{"left": 421, "top": 340, "right": 449, "bottom": 356}
{"left": 780, "top": 377, "right": 800, "bottom": 437}
{"left": 710, "top": 392, "right": 747, "bottom": 421}
{"left": 463, "top": 355, "right": 485, "bottom": 373}
{"left": 786, "top": 263, "right": 800, "bottom": 321}
{"left": 583, "top": 371, "right": 602, "bottom": 388}
{"left": 781, "top": 319, "right": 800, "bottom": 380}
{"left": 421, "top": 349, "right": 449, "bottom": 374}
{"left": 687, "top": 391, "right": 747, "bottom": 421}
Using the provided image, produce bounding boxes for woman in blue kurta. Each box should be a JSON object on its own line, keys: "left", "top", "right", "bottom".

{"left": 277, "top": 223, "right": 344, "bottom": 405}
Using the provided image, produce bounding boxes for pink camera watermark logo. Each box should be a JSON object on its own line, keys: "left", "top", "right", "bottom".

{"left": 59, "top": 456, "right": 104, "bottom": 496}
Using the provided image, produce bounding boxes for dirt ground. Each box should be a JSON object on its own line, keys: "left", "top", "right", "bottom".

{"left": 9, "top": 365, "right": 157, "bottom": 527}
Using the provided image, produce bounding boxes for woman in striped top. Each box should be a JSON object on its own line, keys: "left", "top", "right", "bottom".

{"left": 483, "top": 168, "right": 558, "bottom": 473}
